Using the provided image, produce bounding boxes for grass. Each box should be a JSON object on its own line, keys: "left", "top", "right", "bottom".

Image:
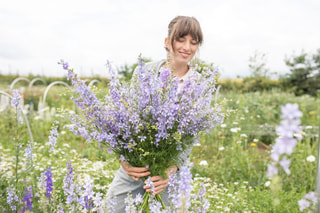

{"left": 0, "top": 85, "right": 319, "bottom": 212}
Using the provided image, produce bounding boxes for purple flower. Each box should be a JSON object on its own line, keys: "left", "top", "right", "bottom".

{"left": 304, "top": 192, "right": 317, "bottom": 203}
{"left": 267, "top": 164, "right": 278, "bottom": 178}
{"left": 63, "top": 62, "right": 69, "bottom": 70}
{"left": 149, "top": 200, "right": 162, "bottom": 212}
{"left": 63, "top": 161, "right": 76, "bottom": 205}
{"left": 268, "top": 103, "right": 302, "bottom": 178}
{"left": 83, "top": 178, "right": 94, "bottom": 210}
{"left": 276, "top": 120, "right": 301, "bottom": 138}
{"left": 108, "top": 192, "right": 117, "bottom": 212}
{"left": 276, "top": 136, "right": 297, "bottom": 155}
{"left": 23, "top": 186, "right": 33, "bottom": 211}
{"left": 60, "top": 59, "right": 223, "bottom": 212}
{"left": 198, "top": 183, "right": 206, "bottom": 198}
{"left": 279, "top": 156, "right": 291, "bottom": 175}
{"left": 298, "top": 198, "right": 310, "bottom": 211}
{"left": 78, "top": 196, "right": 85, "bottom": 207}
{"left": 11, "top": 89, "right": 23, "bottom": 124}
{"left": 93, "top": 192, "right": 103, "bottom": 209}
{"left": 159, "top": 68, "right": 172, "bottom": 87}
{"left": 11, "top": 89, "right": 21, "bottom": 108}
{"left": 45, "top": 167, "right": 53, "bottom": 198}
{"left": 25, "top": 144, "right": 33, "bottom": 164}
{"left": 195, "top": 183, "right": 210, "bottom": 212}
{"left": 281, "top": 103, "right": 303, "bottom": 120}
{"left": 176, "top": 166, "right": 193, "bottom": 209}
{"left": 85, "top": 196, "right": 93, "bottom": 210}
{"left": 145, "top": 176, "right": 155, "bottom": 193}
{"left": 135, "top": 193, "right": 143, "bottom": 205}
{"left": 7, "top": 187, "right": 18, "bottom": 211}
{"left": 47, "top": 125, "right": 59, "bottom": 151}
{"left": 124, "top": 193, "right": 136, "bottom": 212}
{"left": 119, "top": 155, "right": 127, "bottom": 162}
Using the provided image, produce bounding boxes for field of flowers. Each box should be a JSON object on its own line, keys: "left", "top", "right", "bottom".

{"left": 0, "top": 80, "right": 319, "bottom": 212}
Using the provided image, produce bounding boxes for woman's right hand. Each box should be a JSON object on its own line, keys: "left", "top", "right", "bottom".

{"left": 120, "top": 161, "right": 151, "bottom": 181}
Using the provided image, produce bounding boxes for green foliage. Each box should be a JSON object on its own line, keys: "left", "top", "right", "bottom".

{"left": 239, "top": 51, "right": 281, "bottom": 93}
{"left": 191, "top": 58, "right": 217, "bottom": 75}
{"left": 241, "top": 77, "right": 282, "bottom": 93}
{"left": 191, "top": 90, "right": 318, "bottom": 187}
{"left": 248, "top": 50, "right": 270, "bottom": 79}
{"left": 0, "top": 80, "right": 319, "bottom": 211}
{"left": 282, "top": 49, "right": 320, "bottom": 96}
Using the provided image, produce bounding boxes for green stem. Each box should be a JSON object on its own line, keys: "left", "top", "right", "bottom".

{"left": 140, "top": 192, "right": 166, "bottom": 212}
{"left": 14, "top": 109, "right": 19, "bottom": 213}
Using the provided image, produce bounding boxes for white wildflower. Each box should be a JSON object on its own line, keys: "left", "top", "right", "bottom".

{"left": 199, "top": 160, "right": 208, "bottom": 166}
{"left": 240, "top": 134, "right": 247, "bottom": 137}
{"left": 306, "top": 155, "right": 315, "bottom": 162}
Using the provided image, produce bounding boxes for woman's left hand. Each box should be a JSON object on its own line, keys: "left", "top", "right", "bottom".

{"left": 143, "top": 166, "right": 178, "bottom": 195}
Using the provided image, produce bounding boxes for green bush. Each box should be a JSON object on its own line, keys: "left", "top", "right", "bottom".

{"left": 281, "top": 49, "right": 320, "bottom": 97}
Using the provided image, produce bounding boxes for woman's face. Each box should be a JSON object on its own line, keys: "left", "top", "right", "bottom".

{"left": 166, "top": 34, "right": 199, "bottom": 65}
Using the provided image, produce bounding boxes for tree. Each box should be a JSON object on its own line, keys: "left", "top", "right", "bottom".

{"left": 242, "top": 50, "right": 275, "bottom": 92}
{"left": 283, "top": 49, "right": 320, "bottom": 96}
{"left": 248, "top": 50, "right": 270, "bottom": 78}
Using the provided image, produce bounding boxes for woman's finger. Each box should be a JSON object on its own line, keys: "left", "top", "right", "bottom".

{"left": 127, "top": 170, "right": 151, "bottom": 178}
{"left": 127, "top": 167, "right": 150, "bottom": 173}
{"left": 151, "top": 179, "right": 167, "bottom": 187}
{"left": 121, "top": 161, "right": 150, "bottom": 178}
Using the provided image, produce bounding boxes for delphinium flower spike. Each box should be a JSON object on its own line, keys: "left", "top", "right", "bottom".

{"left": 11, "top": 89, "right": 23, "bottom": 124}
{"left": 45, "top": 167, "right": 53, "bottom": 198}
{"left": 23, "top": 185, "right": 33, "bottom": 211}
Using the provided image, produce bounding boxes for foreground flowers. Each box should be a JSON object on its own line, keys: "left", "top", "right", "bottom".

{"left": 58, "top": 58, "right": 224, "bottom": 211}
{"left": 266, "top": 103, "right": 318, "bottom": 210}
{"left": 267, "top": 103, "right": 302, "bottom": 178}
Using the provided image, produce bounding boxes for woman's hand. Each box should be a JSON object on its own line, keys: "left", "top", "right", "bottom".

{"left": 143, "top": 166, "right": 178, "bottom": 195}
{"left": 120, "top": 161, "right": 151, "bottom": 181}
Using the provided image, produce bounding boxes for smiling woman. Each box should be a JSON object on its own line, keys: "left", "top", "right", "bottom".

{"left": 164, "top": 16, "right": 203, "bottom": 78}
{"left": 106, "top": 15, "right": 206, "bottom": 212}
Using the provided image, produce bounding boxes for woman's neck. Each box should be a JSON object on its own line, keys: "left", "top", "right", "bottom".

{"left": 166, "top": 60, "right": 189, "bottom": 79}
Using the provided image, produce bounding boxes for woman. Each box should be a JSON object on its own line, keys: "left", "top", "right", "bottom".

{"left": 106, "top": 15, "right": 203, "bottom": 211}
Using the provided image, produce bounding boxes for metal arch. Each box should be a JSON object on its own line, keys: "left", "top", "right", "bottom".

{"left": 28, "top": 78, "right": 47, "bottom": 89}
{"left": 215, "top": 84, "right": 221, "bottom": 104}
{"left": 9, "top": 77, "right": 30, "bottom": 90}
{"left": 0, "top": 90, "right": 34, "bottom": 143}
{"left": 42, "top": 81, "right": 71, "bottom": 108}
{"left": 88, "top": 79, "right": 101, "bottom": 87}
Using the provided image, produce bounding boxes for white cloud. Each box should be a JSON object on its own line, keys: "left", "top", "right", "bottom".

{"left": 0, "top": 0, "right": 320, "bottom": 78}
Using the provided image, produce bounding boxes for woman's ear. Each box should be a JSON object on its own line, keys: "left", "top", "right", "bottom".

{"left": 164, "top": 37, "right": 169, "bottom": 50}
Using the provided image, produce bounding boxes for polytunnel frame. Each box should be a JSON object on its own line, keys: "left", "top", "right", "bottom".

{"left": 0, "top": 91, "right": 34, "bottom": 143}
{"left": 42, "top": 81, "right": 72, "bottom": 109}
{"left": 88, "top": 79, "right": 101, "bottom": 87}
{"left": 28, "top": 78, "right": 47, "bottom": 89}
{"left": 9, "top": 77, "right": 30, "bottom": 90}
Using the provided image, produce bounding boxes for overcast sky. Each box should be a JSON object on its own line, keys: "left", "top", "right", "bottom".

{"left": 0, "top": 0, "right": 319, "bottom": 78}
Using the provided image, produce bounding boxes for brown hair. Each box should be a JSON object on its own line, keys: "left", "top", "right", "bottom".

{"left": 166, "top": 16, "right": 203, "bottom": 51}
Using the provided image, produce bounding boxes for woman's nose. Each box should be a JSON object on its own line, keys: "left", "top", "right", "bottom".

{"left": 183, "top": 41, "right": 190, "bottom": 50}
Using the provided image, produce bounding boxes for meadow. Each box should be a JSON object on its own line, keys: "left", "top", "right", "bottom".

{"left": 0, "top": 79, "right": 319, "bottom": 212}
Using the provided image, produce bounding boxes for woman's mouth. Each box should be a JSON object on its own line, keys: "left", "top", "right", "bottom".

{"left": 179, "top": 52, "right": 190, "bottom": 58}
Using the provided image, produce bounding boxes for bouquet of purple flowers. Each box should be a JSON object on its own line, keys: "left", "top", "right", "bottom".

{"left": 59, "top": 58, "right": 224, "bottom": 210}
